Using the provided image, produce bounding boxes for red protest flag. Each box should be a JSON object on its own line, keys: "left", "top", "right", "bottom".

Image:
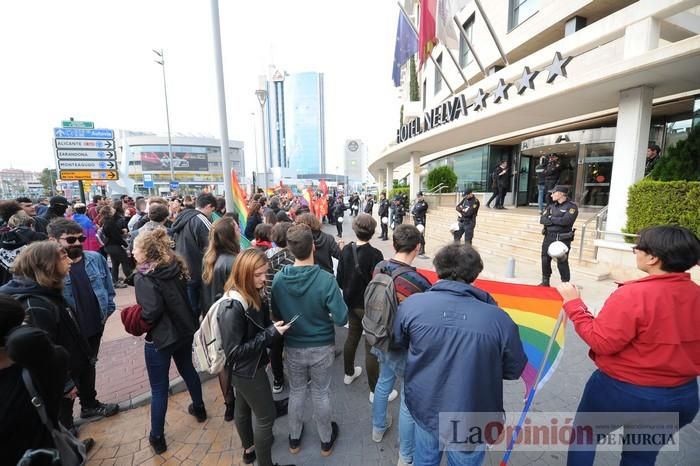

{"left": 418, "top": 0, "right": 437, "bottom": 67}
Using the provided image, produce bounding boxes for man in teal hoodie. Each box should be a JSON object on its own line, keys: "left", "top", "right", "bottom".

{"left": 271, "top": 223, "right": 348, "bottom": 457}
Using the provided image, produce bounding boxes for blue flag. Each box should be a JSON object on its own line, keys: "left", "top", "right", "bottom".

{"left": 392, "top": 11, "right": 418, "bottom": 87}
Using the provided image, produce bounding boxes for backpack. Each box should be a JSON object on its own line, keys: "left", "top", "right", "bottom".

{"left": 193, "top": 290, "right": 248, "bottom": 375}
{"left": 362, "top": 265, "right": 414, "bottom": 352}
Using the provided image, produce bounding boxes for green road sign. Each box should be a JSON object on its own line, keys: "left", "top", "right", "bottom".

{"left": 62, "top": 120, "right": 94, "bottom": 129}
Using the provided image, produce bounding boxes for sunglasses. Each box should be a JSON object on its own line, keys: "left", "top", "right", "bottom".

{"left": 62, "top": 235, "right": 87, "bottom": 244}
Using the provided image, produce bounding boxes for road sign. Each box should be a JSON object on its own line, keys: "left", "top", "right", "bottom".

{"left": 53, "top": 128, "right": 114, "bottom": 139}
{"left": 59, "top": 170, "right": 119, "bottom": 181}
{"left": 170, "top": 181, "right": 179, "bottom": 190}
{"left": 55, "top": 139, "right": 114, "bottom": 149}
{"left": 56, "top": 149, "right": 116, "bottom": 160}
{"left": 62, "top": 120, "right": 94, "bottom": 129}
{"left": 143, "top": 174, "right": 154, "bottom": 189}
{"left": 58, "top": 160, "right": 117, "bottom": 170}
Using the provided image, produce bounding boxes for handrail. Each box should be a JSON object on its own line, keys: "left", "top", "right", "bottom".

{"left": 577, "top": 206, "right": 608, "bottom": 262}
{"left": 426, "top": 183, "right": 448, "bottom": 194}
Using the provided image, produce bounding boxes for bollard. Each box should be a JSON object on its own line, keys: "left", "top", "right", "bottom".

{"left": 505, "top": 257, "right": 516, "bottom": 278}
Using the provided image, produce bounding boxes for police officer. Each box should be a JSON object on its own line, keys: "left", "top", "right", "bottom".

{"left": 364, "top": 194, "right": 374, "bottom": 214}
{"left": 454, "top": 189, "right": 480, "bottom": 244}
{"left": 377, "top": 192, "right": 389, "bottom": 240}
{"left": 539, "top": 185, "right": 578, "bottom": 287}
{"left": 412, "top": 191, "right": 429, "bottom": 256}
{"left": 543, "top": 154, "right": 563, "bottom": 204}
{"left": 392, "top": 195, "right": 405, "bottom": 228}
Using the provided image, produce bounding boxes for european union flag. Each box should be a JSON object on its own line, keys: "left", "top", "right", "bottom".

{"left": 392, "top": 11, "right": 418, "bottom": 87}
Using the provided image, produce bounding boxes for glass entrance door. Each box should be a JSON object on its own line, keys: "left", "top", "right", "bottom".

{"left": 576, "top": 143, "right": 614, "bottom": 207}
{"left": 517, "top": 155, "right": 533, "bottom": 205}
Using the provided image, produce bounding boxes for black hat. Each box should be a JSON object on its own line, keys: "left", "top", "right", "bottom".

{"left": 548, "top": 185, "right": 569, "bottom": 195}
{"left": 417, "top": 191, "right": 424, "bottom": 196}
{"left": 49, "top": 195, "right": 68, "bottom": 206}
{"left": 464, "top": 188, "right": 473, "bottom": 195}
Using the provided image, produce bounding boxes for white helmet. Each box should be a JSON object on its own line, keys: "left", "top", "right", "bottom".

{"left": 381, "top": 217, "right": 389, "bottom": 225}
{"left": 337, "top": 216, "right": 344, "bottom": 223}
{"left": 548, "top": 241, "right": 569, "bottom": 259}
{"left": 416, "top": 224, "right": 425, "bottom": 233}
{"left": 449, "top": 222, "right": 460, "bottom": 233}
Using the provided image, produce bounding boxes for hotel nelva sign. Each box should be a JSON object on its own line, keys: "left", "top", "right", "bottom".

{"left": 396, "top": 52, "right": 573, "bottom": 144}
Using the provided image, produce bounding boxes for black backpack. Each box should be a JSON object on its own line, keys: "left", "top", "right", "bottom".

{"left": 362, "top": 265, "right": 413, "bottom": 352}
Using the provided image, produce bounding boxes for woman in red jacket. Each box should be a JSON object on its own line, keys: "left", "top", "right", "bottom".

{"left": 558, "top": 225, "right": 700, "bottom": 466}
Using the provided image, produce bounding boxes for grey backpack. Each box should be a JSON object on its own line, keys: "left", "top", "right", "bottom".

{"left": 362, "top": 265, "right": 413, "bottom": 352}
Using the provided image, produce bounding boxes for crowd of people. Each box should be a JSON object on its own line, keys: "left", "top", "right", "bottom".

{"left": 0, "top": 188, "right": 699, "bottom": 466}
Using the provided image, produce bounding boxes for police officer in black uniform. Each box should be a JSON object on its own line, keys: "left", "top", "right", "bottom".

{"left": 392, "top": 195, "right": 405, "bottom": 228}
{"left": 543, "top": 154, "right": 563, "bottom": 205}
{"left": 377, "top": 192, "right": 389, "bottom": 240}
{"left": 364, "top": 194, "right": 374, "bottom": 214}
{"left": 454, "top": 189, "right": 480, "bottom": 244}
{"left": 539, "top": 185, "right": 578, "bottom": 286}
{"left": 412, "top": 191, "right": 429, "bottom": 257}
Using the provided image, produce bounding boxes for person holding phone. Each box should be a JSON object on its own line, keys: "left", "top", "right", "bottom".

{"left": 218, "top": 248, "right": 293, "bottom": 466}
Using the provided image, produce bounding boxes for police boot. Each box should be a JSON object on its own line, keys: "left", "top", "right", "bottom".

{"left": 538, "top": 277, "right": 550, "bottom": 287}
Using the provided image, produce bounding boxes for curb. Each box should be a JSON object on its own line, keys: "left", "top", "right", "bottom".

{"left": 75, "top": 371, "right": 216, "bottom": 427}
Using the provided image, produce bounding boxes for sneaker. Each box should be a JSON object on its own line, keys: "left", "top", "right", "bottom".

{"left": 82, "top": 438, "right": 96, "bottom": 453}
{"left": 289, "top": 425, "right": 304, "bottom": 454}
{"left": 320, "top": 421, "right": 339, "bottom": 457}
{"left": 372, "top": 415, "right": 393, "bottom": 442}
{"left": 397, "top": 457, "right": 413, "bottom": 466}
{"left": 149, "top": 435, "right": 167, "bottom": 455}
{"left": 80, "top": 402, "right": 119, "bottom": 419}
{"left": 113, "top": 282, "right": 127, "bottom": 289}
{"left": 188, "top": 403, "right": 207, "bottom": 422}
{"left": 272, "top": 378, "right": 284, "bottom": 394}
{"left": 242, "top": 448, "right": 256, "bottom": 464}
{"left": 369, "top": 389, "right": 398, "bottom": 404}
{"left": 224, "top": 403, "right": 234, "bottom": 422}
{"left": 344, "top": 366, "right": 362, "bottom": 385}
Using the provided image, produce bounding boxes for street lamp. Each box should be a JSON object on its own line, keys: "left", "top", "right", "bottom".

{"left": 255, "top": 88, "right": 268, "bottom": 192}
{"left": 250, "top": 112, "right": 259, "bottom": 194}
{"left": 153, "top": 48, "right": 176, "bottom": 189}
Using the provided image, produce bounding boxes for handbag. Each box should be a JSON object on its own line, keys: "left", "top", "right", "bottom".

{"left": 120, "top": 304, "right": 152, "bottom": 336}
{"left": 20, "top": 369, "right": 86, "bottom": 466}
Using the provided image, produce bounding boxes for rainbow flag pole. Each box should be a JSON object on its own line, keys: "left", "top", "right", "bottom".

{"left": 500, "top": 309, "right": 566, "bottom": 466}
{"left": 230, "top": 169, "right": 252, "bottom": 249}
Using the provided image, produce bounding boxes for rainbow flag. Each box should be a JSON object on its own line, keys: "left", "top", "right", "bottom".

{"left": 230, "top": 169, "right": 251, "bottom": 249}
{"left": 418, "top": 270, "right": 565, "bottom": 396}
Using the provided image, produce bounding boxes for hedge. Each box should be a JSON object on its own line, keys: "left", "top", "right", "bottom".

{"left": 389, "top": 186, "right": 410, "bottom": 200}
{"left": 426, "top": 165, "right": 457, "bottom": 192}
{"left": 625, "top": 180, "right": 700, "bottom": 239}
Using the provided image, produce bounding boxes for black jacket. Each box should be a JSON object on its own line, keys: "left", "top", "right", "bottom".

{"left": 331, "top": 201, "right": 347, "bottom": 218}
{"left": 0, "top": 278, "right": 92, "bottom": 386}
{"left": 456, "top": 196, "right": 480, "bottom": 222}
{"left": 543, "top": 161, "right": 562, "bottom": 189}
{"left": 219, "top": 298, "right": 278, "bottom": 379}
{"left": 540, "top": 199, "right": 579, "bottom": 235}
{"left": 201, "top": 253, "right": 237, "bottom": 313}
{"left": 102, "top": 216, "right": 127, "bottom": 248}
{"left": 171, "top": 209, "right": 212, "bottom": 284}
{"left": 0, "top": 227, "right": 47, "bottom": 286}
{"left": 364, "top": 199, "right": 374, "bottom": 214}
{"left": 412, "top": 200, "right": 428, "bottom": 220}
{"left": 135, "top": 262, "right": 198, "bottom": 351}
{"left": 378, "top": 199, "right": 389, "bottom": 217}
{"left": 312, "top": 230, "right": 341, "bottom": 274}
{"left": 336, "top": 242, "right": 384, "bottom": 308}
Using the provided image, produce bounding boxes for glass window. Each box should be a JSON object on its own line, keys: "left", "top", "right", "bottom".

{"left": 509, "top": 0, "right": 539, "bottom": 30}
{"left": 459, "top": 15, "right": 475, "bottom": 68}
{"left": 434, "top": 54, "right": 443, "bottom": 94}
{"left": 664, "top": 118, "right": 693, "bottom": 154}
{"left": 452, "top": 145, "right": 490, "bottom": 191}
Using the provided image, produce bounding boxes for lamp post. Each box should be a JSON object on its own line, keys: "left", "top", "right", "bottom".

{"left": 250, "top": 112, "right": 259, "bottom": 194}
{"left": 152, "top": 48, "right": 175, "bottom": 190}
{"left": 255, "top": 88, "right": 268, "bottom": 192}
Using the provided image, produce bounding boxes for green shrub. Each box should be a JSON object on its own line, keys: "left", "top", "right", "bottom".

{"left": 426, "top": 166, "right": 457, "bottom": 192}
{"left": 389, "top": 186, "right": 410, "bottom": 200}
{"left": 625, "top": 180, "right": 700, "bottom": 239}
{"left": 649, "top": 125, "right": 700, "bottom": 180}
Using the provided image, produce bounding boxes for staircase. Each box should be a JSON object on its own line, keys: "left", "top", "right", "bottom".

{"left": 421, "top": 197, "right": 611, "bottom": 281}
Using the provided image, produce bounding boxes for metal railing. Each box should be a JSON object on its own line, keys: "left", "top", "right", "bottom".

{"left": 578, "top": 206, "right": 639, "bottom": 261}
{"left": 427, "top": 183, "right": 448, "bottom": 194}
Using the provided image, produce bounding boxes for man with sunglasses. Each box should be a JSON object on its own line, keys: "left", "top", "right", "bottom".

{"left": 47, "top": 218, "right": 119, "bottom": 420}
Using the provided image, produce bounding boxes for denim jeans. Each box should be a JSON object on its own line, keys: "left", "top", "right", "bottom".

{"left": 537, "top": 183, "right": 546, "bottom": 212}
{"left": 286, "top": 344, "right": 334, "bottom": 443}
{"left": 414, "top": 422, "right": 486, "bottom": 466}
{"left": 144, "top": 339, "right": 204, "bottom": 438}
{"left": 372, "top": 348, "right": 414, "bottom": 463}
{"left": 567, "top": 370, "right": 699, "bottom": 466}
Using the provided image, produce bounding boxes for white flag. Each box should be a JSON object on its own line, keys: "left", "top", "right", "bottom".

{"left": 436, "top": 0, "right": 469, "bottom": 50}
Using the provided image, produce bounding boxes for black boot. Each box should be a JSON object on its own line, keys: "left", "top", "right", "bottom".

{"left": 538, "top": 277, "right": 550, "bottom": 287}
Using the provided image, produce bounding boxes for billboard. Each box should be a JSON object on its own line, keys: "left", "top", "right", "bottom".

{"left": 140, "top": 152, "right": 209, "bottom": 172}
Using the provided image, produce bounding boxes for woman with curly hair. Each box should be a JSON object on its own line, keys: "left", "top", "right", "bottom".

{"left": 133, "top": 229, "right": 205, "bottom": 454}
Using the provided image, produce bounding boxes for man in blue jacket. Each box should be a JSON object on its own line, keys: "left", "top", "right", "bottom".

{"left": 394, "top": 243, "right": 527, "bottom": 465}
{"left": 47, "top": 218, "right": 119, "bottom": 421}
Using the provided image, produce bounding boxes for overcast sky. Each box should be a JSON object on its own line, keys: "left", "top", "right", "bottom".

{"left": 0, "top": 0, "right": 400, "bottom": 176}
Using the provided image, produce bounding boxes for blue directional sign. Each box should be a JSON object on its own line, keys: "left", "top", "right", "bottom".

{"left": 170, "top": 181, "right": 180, "bottom": 190}
{"left": 53, "top": 128, "right": 114, "bottom": 139}
{"left": 144, "top": 174, "right": 154, "bottom": 189}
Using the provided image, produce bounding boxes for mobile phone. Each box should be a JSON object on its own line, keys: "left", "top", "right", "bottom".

{"left": 288, "top": 314, "right": 302, "bottom": 326}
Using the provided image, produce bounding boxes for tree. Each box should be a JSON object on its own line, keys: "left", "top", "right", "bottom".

{"left": 426, "top": 166, "right": 458, "bottom": 192}
{"left": 40, "top": 168, "right": 56, "bottom": 196}
{"left": 400, "top": 104, "right": 404, "bottom": 126}
{"left": 649, "top": 126, "right": 700, "bottom": 181}
{"left": 409, "top": 56, "right": 419, "bottom": 102}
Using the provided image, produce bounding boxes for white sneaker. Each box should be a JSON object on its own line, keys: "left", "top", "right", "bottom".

{"left": 369, "top": 389, "right": 398, "bottom": 404}
{"left": 369, "top": 392, "right": 374, "bottom": 403}
{"left": 344, "top": 366, "right": 362, "bottom": 385}
{"left": 397, "top": 457, "right": 412, "bottom": 466}
{"left": 372, "top": 415, "right": 393, "bottom": 442}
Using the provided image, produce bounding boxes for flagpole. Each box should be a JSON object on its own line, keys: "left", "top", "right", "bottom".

{"left": 452, "top": 16, "right": 486, "bottom": 75}
{"left": 444, "top": 46, "right": 470, "bottom": 88}
{"left": 500, "top": 309, "right": 566, "bottom": 466}
{"left": 397, "top": 1, "right": 455, "bottom": 96}
{"left": 474, "top": 0, "right": 509, "bottom": 65}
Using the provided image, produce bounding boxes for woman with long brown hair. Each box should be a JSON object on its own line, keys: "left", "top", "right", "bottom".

{"left": 219, "top": 248, "right": 292, "bottom": 466}
{"left": 100, "top": 205, "right": 132, "bottom": 288}
{"left": 201, "top": 216, "right": 241, "bottom": 421}
{"left": 132, "top": 229, "right": 205, "bottom": 455}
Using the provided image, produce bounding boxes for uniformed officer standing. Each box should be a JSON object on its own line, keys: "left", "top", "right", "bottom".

{"left": 412, "top": 191, "right": 429, "bottom": 257}
{"left": 364, "top": 194, "right": 374, "bottom": 214}
{"left": 539, "top": 185, "right": 578, "bottom": 286}
{"left": 454, "top": 189, "right": 480, "bottom": 244}
{"left": 392, "top": 195, "right": 405, "bottom": 228}
{"left": 377, "top": 192, "right": 389, "bottom": 240}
